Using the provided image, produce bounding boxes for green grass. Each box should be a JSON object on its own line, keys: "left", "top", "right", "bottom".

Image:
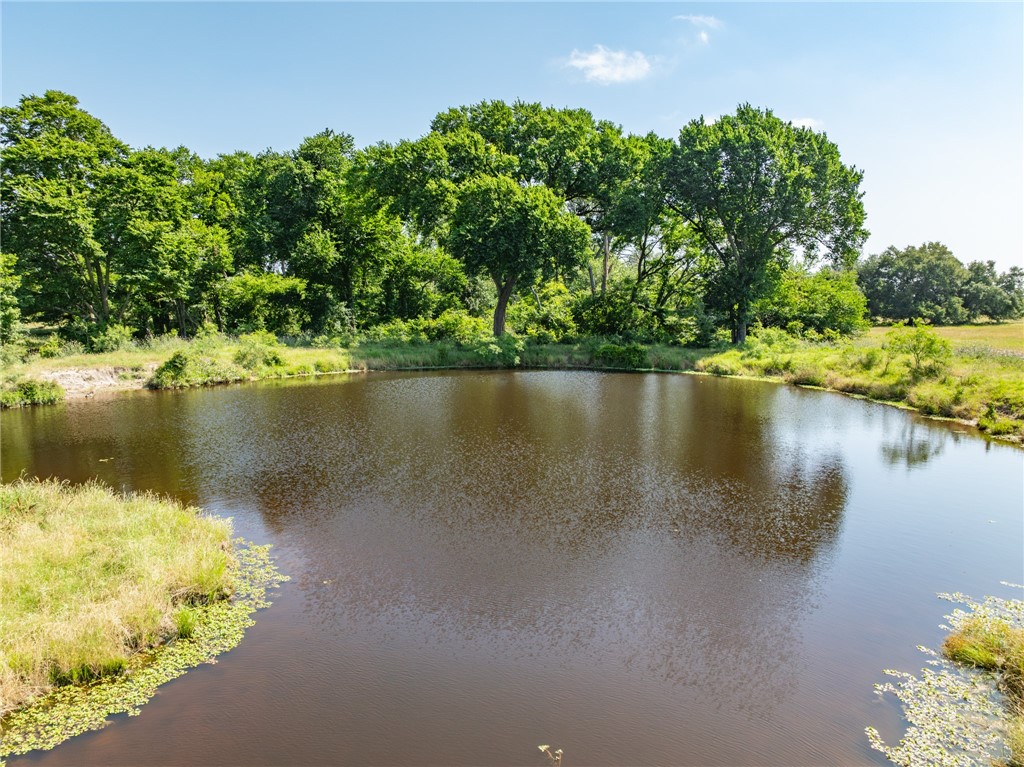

{"left": 943, "top": 616, "right": 1024, "bottom": 766}
{"left": 868, "top": 319, "right": 1024, "bottom": 353}
{"left": 0, "top": 479, "right": 235, "bottom": 717}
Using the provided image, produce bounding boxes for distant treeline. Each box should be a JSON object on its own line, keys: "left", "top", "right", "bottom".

{"left": 1, "top": 92, "right": 1020, "bottom": 353}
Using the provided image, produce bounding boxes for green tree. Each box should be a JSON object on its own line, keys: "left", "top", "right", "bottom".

{"left": 1, "top": 91, "right": 129, "bottom": 329}
{"left": 662, "top": 104, "right": 867, "bottom": 343}
{"left": 218, "top": 271, "right": 307, "bottom": 335}
{"left": 857, "top": 242, "right": 969, "bottom": 324}
{"left": 961, "top": 260, "right": 1024, "bottom": 321}
{"left": 607, "top": 133, "right": 709, "bottom": 334}
{"left": 446, "top": 176, "right": 591, "bottom": 335}
{"left": 0, "top": 252, "right": 21, "bottom": 345}
{"left": 431, "top": 101, "right": 631, "bottom": 293}
{"left": 755, "top": 267, "right": 868, "bottom": 336}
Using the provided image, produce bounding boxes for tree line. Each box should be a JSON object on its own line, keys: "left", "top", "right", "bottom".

{"left": 1, "top": 91, "right": 1020, "bottom": 353}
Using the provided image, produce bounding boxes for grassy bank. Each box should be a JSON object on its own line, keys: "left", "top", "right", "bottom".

{"left": 3, "top": 323, "right": 1022, "bottom": 440}
{"left": 0, "top": 479, "right": 234, "bottom": 717}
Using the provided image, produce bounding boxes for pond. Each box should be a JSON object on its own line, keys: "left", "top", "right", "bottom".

{"left": 2, "top": 371, "right": 1021, "bottom": 766}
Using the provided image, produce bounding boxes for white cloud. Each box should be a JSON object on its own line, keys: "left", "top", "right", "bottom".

{"left": 791, "top": 117, "right": 824, "bottom": 130}
{"left": 565, "top": 45, "right": 652, "bottom": 85}
{"left": 698, "top": 30, "right": 709, "bottom": 45}
{"left": 674, "top": 14, "right": 722, "bottom": 28}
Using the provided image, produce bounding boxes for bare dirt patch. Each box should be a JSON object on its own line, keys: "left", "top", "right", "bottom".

{"left": 37, "top": 365, "right": 157, "bottom": 399}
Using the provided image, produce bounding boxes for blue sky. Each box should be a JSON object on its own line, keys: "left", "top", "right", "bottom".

{"left": 3, "top": 2, "right": 1022, "bottom": 271}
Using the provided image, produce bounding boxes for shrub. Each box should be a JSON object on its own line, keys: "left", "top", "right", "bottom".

{"left": 0, "top": 340, "right": 26, "bottom": 367}
{"left": 884, "top": 321, "right": 953, "bottom": 377}
{"left": 233, "top": 331, "right": 284, "bottom": 372}
{"left": 743, "top": 326, "right": 799, "bottom": 355}
{"left": 422, "top": 310, "right": 490, "bottom": 347}
{"left": 755, "top": 267, "right": 868, "bottom": 336}
{"left": 572, "top": 287, "right": 659, "bottom": 341}
{"left": 593, "top": 343, "right": 648, "bottom": 370}
{"left": 787, "top": 367, "right": 825, "bottom": 387}
{"left": 38, "top": 336, "right": 86, "bottom": 359}
{"left": 359, "top": 319, "right": 427, "bottom": 347}
{"left": 696, "top": 356, "right": 742, "bottom": 376}
{"left": 89, "top": 324, "right": 135, "bottom": 353}
{"left": 149, "top": 349, "right": 243, "bottom": 389}
{"left": 473, "top": 335, "right": 524, "bottom": 367}
{"left": 506, "top": 281, "right": 578, "bottom": 343}
{"left": 0, "top": 379, "right": 65, "bottom": 408}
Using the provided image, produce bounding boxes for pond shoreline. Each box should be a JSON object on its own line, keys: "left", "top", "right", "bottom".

{"left": 22, "top": 358, "right": 1020, "bottom": 446}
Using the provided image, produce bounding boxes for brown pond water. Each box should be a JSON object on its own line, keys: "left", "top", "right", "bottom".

{"left": 2, "top": 370, "right": 1022, "bottom": 766}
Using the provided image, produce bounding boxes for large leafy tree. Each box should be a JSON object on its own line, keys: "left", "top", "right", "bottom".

{"left": 446, "top": 175, "right": 590, "bottom": 335}
{"left": 1, "top": 93, "right": 232, "bottom": 336}
{"left": 607, "top": 133, "right": 709, "bottom": 330}
{"left": 370, "top": 100, "right": 624, "bottom": 334}
{"left": 662, "top": 104, "right": 867, "bottom": 342}
{"left": 0, "top": 252, "right": 21, "bottom": 345}
{"left": 431, "top": 101, "right": 632, "bottom": 292}
{"left": 1, "top": 91, "right": 129, "bottom": 328}
{"left": 961, "top": 260, "right": 1024, "bottom": 321}
{"left": 857, "top": 242, "right": 969, "bottom": 324}
{"left": 859, "top": 243, "right": 1024, "bottom": 323}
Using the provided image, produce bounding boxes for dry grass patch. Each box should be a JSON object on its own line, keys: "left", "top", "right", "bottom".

{"left": 0, "top": 479, "right": 234, "bottom": 716}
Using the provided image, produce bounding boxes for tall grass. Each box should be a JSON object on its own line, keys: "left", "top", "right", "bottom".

{"left": 0, "top": 479, "right": 234, "bottom": 716}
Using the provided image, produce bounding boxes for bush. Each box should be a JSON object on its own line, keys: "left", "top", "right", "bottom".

{"left": 593, "top": 343, "right": 648, "bottom": 370}
{"left": 884, "top": 321, "right": 952, "bottom": 377}
{"left": 506, "top": 281, "right": 578, "bottom": 343}
{"left": 572, "top": 286, "right": 661, "bottom": 341}
{"left": 695, "top": 355, "right": 742, "bottom": 376}
{"left": 0, "top": 340, "right": 26, "bottom": 367}
{"left": 473, "top": 335, "right": 524, "bottom": 367}
{"left": 359, "top": 319, "right": 427, "bottom": 347}
{"left": 422, "top": 310, "right": 490, "bottom": 347}
{"left": 755, "top": 268, "right": 868, "bottom": 336}
{"left": 38, "top": 336, "right": 86, "bottom": 359}
{"left": 0, "top": 379, "right": 65, "bottom": 408}
{"left": 89, "top": 324, "right": 135, "bottom": 353}
{"left": 743, "top": 326, "right": 799, "bottom": 355}
{"left": 149, "top": 349, "right": 244, "bottom": 389}
{"left": 233, "top": 331, "right": 284, "bottom": 372}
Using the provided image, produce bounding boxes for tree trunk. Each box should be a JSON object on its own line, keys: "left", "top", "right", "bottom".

{"left": 733, "top": 319, "right": 748, "bottom": 345}
{"left": 601, "top": 232, "right": 610, "bottom": 295}
{"left": 213, "top": 293, "right": 224, "bottom": 332}
{"left": 733, "top": 298, "right": 749, "bottom": 344}
{"left": 492, "top": 277, "right": 518, "bottom": 336}
{"left": 176, "top": 299, "right": 189, "bottom": 338}
{"left": 587, "top": 264, "right": 596, "bottom": 296}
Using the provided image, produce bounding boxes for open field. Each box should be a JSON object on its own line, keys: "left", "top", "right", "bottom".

{"left": 868, "top": 320, "right": 1024, "bottom": 353}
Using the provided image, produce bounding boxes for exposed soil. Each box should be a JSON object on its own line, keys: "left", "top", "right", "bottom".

{"left": 38, "top": 365, "right": 157, "bottom": 399}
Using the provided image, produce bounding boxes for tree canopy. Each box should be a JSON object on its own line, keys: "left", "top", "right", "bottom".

{"left": 858, "top": 242, "right": 1023, "bottom": 324}
{"left": 662, "top": 104, "right": 868, "bottom": 342}
{"left": 12, "top": 90, "right": 1009, "bottom": 352}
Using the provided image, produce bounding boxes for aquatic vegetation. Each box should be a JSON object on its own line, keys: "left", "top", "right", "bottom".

{"left": 866, "top": 584, "right": 1024, "bottom": 767}
{"left": 0, "top": 541, "right": 288, "bottom": 761}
